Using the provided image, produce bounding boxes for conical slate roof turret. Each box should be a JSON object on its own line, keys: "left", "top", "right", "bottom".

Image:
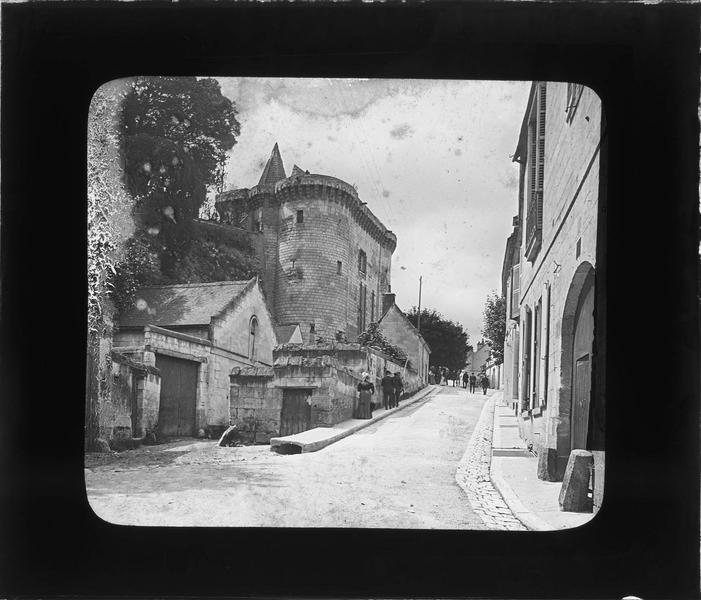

{"left": 258, "top": 143, "right": 287, "bottom": 186}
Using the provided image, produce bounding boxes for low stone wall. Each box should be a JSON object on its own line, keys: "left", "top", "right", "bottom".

{"left": 229, "top": 344, "right": 425, "bottom": 442}
{"left": 230, "top": 375, "right": 282, "bottom": 443}
{"left": 103, "top": 352, "right": 161, "bottom": 443}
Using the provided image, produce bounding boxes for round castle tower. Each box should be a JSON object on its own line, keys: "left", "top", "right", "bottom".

{"left": 216, "top": 143, "right": 397, "bottom": 341}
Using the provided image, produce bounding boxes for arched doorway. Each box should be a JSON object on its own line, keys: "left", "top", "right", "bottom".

{"left": 571, "top": 274, "right": 595, "bottom": 450}
{"left": 556, "top": 262, "right": 596, "bottom": 474}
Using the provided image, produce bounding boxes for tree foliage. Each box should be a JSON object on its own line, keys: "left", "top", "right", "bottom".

{"left": 111, "top": 77, "right": 249, "bottom": 312}
{"left": 357, "top": 322, "right": 409, "bottom": 364}
{"left": 406, "top": 308, "right": 469, "bottom": 373}
{"left": 482, "top": 292, "right": 506, "bottom": 364}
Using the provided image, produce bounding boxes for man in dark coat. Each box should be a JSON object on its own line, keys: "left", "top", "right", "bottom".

{"left": 469, "top": 373, "right": 477, "bottom": 394}
{"left": 392, "top": 372, "right": 404, "bottom": 408}
{"left": 481, "top": 374, "right": 490, "bottom": 395}
{"left": 381, "top": 370, "right": 394, "bottom": 410}
{"left": 462, "top": 371, "right": 469, "bottom": 389}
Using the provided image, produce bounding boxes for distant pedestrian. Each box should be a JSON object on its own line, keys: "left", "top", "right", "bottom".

{"left": 428, "top": 370, "right": 435, "bottom": 385}
{"left": 392, "top": 372, "right": 404, "bottom": 408}
{"left": 462, "top": 371, "right": 469, "bottom": 389}
{"left": 435, "top": 369, "right": 442, "bottom": 385}
{"left": 481, "top": 375, "right": 489, "bottom": 395}
{"left": 355, "top": 373, "right": 375, "bottom": 419}
{"left": 441, "top": 368, "right": 448, "bottom": 386}
{"left": 469, "top": 374, "right": 477, "bottom": 394}
{"left": 381, "top": 370, "right": 394, "bottom": 410}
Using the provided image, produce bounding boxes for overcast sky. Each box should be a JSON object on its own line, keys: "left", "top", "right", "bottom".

{"left": 216, "top": 77, "right": 531, "bottom": 344}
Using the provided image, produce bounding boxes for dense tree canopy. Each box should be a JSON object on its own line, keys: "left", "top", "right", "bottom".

{"left": 406, "top": 308, "right": 469, "bottom": 373}
{"left": 111, "top": 77, "right": 252, "bottom": 313}
{"left": 482, "top": 292, "right": 506, "bottom": 364}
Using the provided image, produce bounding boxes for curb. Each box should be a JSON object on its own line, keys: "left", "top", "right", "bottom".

{"left": 489, "top": 400, "right": 552, "bottom": 532}
{"left": 270, "top": 385, "right": 440, "bottom": 453}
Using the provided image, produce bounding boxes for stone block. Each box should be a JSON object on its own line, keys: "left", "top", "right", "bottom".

{"left": 537, "top": 447, "right": 561, "bottom": 482}
{"left": 558, "top": 449, "right": 594, "bottom": 512}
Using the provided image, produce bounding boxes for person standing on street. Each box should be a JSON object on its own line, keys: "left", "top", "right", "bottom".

{"left": 481, "top": 374, "right": 489, "bottom": 395}
{"left": 462, "top": 371, "right": 469, "bottom": 389}
{"left": 355, "top": 372, "right": 375, "bottom": 419}
{"left": 381, "top": 370, "right": 394, "bottom": 410}
{"left": 469, "top": 373, "right": 477, "bottom": 394}
{"left": 392, "top": 372, "right": 404, "bottom": 408}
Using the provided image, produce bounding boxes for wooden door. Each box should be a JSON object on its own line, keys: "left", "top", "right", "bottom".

{"left": 155, "top": 354, "right": 198, "bottom": 437}
{"left": 572, "top": 355, "right": 591, "bottom": 450}
{"left": 280, "top": 389, "right": 312, "bottom": 436}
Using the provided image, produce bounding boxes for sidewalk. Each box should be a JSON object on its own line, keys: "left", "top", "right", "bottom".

{"left": 489, "top": 391, "right": 593, "bottom": 531}
{"left": 269, "top": 384, "right": 439, "bottom": 453}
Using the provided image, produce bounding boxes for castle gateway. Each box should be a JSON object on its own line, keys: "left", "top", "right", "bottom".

{"left": 216, "top": 144, "right": 397, "bottom": 341}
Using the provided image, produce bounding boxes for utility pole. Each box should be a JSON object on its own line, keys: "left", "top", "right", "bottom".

{"left": 417, "top": 275, "right": 423, "bottom": 333}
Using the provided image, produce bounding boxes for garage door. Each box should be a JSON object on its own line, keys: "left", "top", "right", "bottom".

{"left": 155, "top": 354, "right": 198, "bottom": 437}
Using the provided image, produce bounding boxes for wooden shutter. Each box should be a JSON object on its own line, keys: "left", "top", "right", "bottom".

{"left": 536, "top": 83, "right": 546, "bottom": 231}
{"left": 511, "top": 264, "right": 521, "bottom": 319}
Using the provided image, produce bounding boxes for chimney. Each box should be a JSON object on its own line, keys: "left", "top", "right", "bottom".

{"left": 382, "top": 291, "right": 396, "bottom": 317}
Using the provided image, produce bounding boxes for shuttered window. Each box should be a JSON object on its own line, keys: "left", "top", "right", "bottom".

{"left": 525, "top": 82, "right": 546, "bottom": 261}
{"left": 511, "top": 264, "right": 521, "bottom": 319}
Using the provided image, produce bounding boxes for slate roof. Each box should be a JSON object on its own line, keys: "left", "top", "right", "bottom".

{"left": 118, "top": 280, "right": 254, "bottom": 328}
{"left": 275, "top": 323, "right": 301, "bottom": 345}
{"left": 258, "top": 143, "right": 287, "bottom": 185}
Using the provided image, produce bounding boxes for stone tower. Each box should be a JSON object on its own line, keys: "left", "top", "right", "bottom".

{"left": 215, "top": 144, "right": 397, "bottom": 340}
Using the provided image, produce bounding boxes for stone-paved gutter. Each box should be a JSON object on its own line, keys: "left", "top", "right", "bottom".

{"left": 455, "top": 394, "right": 528, "bottom": 531}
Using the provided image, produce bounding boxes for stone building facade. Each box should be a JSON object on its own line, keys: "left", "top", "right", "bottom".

{"left": 216, "top": 144, "right": 397, "bottom": 340}
{"left": 501, "top": 81, "right": 604, "bottom": 509}
{"left": 113, "top": 277, "right": 278, "bottom": 439}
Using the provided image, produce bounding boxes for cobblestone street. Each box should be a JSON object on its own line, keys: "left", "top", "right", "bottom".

{"left": 86, "top": 386, "right": 521, "bottom": 529}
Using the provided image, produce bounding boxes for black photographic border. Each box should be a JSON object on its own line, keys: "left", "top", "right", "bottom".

{"left": 1, "top": 2, "right": 699, "bottom": 599}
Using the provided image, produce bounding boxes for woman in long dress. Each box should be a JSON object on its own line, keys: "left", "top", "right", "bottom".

{"left": 355, "top": 372, "right": 375, "bottom": 419}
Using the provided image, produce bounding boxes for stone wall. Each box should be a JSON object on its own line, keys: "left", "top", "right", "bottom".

{"left": 230, "top": 376, "right": 282, "bottom": 443}
{"left": 228, "top": 343, "right": 426, "bottom": 442}
{"left": 102, "top": 352, "right": 161, "bottom": 441}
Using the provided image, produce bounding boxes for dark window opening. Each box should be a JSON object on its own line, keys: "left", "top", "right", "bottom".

{"left": 337, "top": 261, "right": 342, "bottom": 274}
{"left": 296, "top": 210, "right": 304, "bottom": 223}
{"left": 358, "top": 250, "right": 367, "bottom": 274}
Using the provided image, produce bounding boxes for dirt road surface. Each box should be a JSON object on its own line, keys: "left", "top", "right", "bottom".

{"left": 85, "top": 386, "right": 489, "bottom": 528}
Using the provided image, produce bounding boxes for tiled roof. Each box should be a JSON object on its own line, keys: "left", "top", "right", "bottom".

{"left": 275, "top": 323, "right": 300, "bottom": 344}
{"left": 258, "top": 143, "right": 287, "bottom": 185}
{"left": 118, "top": 280, "right": 253, "bottom": 328}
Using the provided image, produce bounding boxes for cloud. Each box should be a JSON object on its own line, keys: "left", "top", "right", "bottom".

{"left": 389, "top": 123, "right": 414, "bottom": 140}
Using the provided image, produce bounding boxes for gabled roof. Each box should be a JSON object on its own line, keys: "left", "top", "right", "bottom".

{"left": 291, "top": 165, "right": 305, "bottom": 177}
{"left": 118, "top": 279, "right": 255, "bottom": 328}
{"left": 275, "top": 323, "right": 301, "bottom": 344}
{"left": 258, "top": 143, "right": 287, "bottom": 185}
{"left": 378, "top": 303, "right": 430, "bottom": 352}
